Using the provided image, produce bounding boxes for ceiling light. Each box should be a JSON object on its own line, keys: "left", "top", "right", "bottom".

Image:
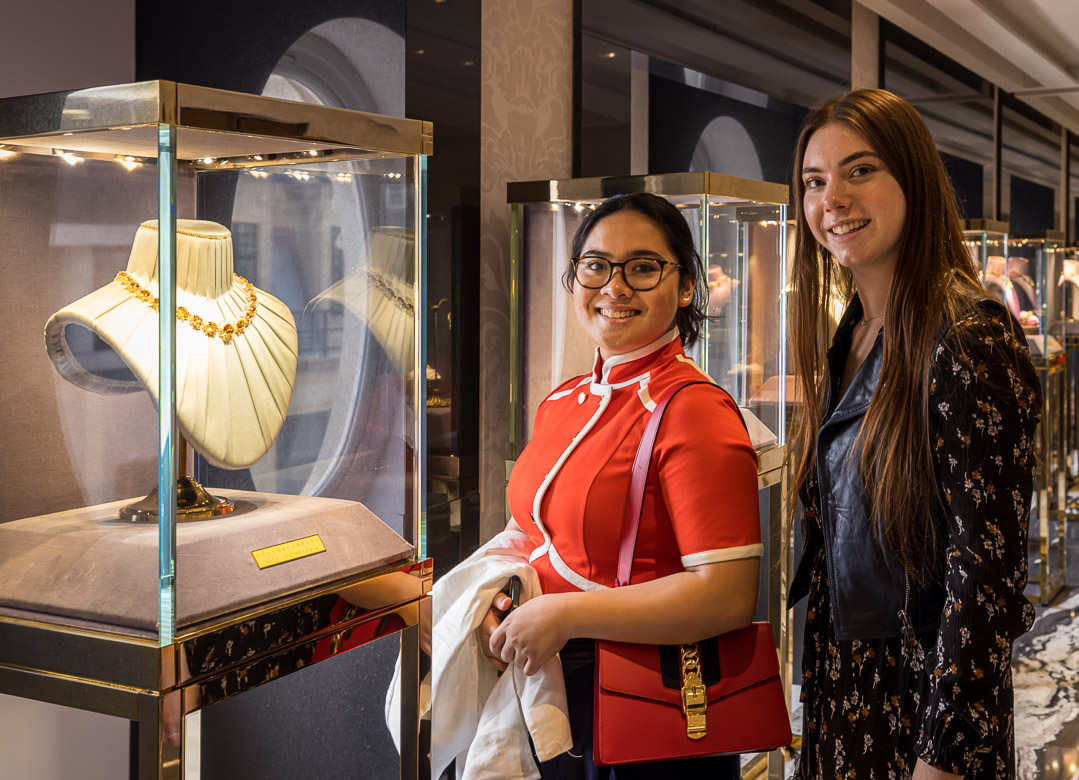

{"left": 54, "top": 150, "right": 82, "bottom": 166}
{"left": 114, "top": 155, "right": 141, "bottom": 171}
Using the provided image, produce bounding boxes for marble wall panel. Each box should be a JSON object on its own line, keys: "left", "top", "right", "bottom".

{"left": 479, "top": 0, "right": 574, "bottom": 540}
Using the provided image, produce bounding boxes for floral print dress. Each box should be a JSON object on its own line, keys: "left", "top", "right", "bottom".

{"left": 795, "top": 307, "right": 1041, "bottom": 779}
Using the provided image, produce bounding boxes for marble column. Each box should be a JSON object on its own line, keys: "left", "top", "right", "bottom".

{"left": 478, "top": 0, "right": 574, "bottom": 541}
{"left": 851, "top": 1, "right": 881, "bottom": 91}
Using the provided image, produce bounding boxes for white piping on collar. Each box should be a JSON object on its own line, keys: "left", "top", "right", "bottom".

{"left": 546, "top": 375, "right": 590, "bottom": 402}
{"left": 595, "top": 328, "right": 680, "bottom": 385}
{"left": 637, "top": 382, "right": 655, "bottom": 412}
{"left": 591, "top": 371, "right": 652, "bottom": 394}
{"left": 674, "top": 353, "right": 715, "bottom": 382}
{"left": 527, "top": 385, "right": 613, "bottom": 567}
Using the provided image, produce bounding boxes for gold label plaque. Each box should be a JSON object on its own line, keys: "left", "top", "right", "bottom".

{"left": 252, "top": 535, "right": 326, "bottom": 569}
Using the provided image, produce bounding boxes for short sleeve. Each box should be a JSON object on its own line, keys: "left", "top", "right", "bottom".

{"left": 653, "top": 383, "right": 763, "bottom": 567}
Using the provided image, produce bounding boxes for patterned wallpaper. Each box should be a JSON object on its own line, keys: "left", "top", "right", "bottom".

{"left": 479, "top": 0, "right": 574, "bottom": 540}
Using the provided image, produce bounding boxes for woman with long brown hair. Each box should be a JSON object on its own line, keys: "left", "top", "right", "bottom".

{"left": 787, "top": 88, "right": 1041, "bottom": 778}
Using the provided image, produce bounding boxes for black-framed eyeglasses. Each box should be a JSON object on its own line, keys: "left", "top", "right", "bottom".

{"left": 571, "top": 255, "right": 682, "bottom": 291}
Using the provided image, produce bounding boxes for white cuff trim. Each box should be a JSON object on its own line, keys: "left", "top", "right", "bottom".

{"left": 681, "top": 544, "right": 763, "bottom": 568}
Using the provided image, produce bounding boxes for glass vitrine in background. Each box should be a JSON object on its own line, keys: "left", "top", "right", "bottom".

{"left": 1066, "top": 244, "right": 1079, "bottom": 490}
{"left": 1009, "top": 231, "right": 1067, "bottom": 354}
{"left": 962, "top": 219, "right": 1010, "bottom": 305}
{"left": 0, "top": 81, "right": 431, "bottom": 778}
{"left": 1007, "top": 231, "right": 1068, "bottom": 605}
{"left": 507, "top": 172, "right": 792, "bottom": 772}
{"left": 506, "top": 173, "right": 788, "bottom": 457}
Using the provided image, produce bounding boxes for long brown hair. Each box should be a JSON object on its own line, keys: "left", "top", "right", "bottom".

{"left": 788, "top": 88, "right": 984, "bottom": 583}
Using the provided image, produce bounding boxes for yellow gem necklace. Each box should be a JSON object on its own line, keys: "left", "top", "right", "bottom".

{"left": 115, "top": 270, "right": 257, "bottom": 345}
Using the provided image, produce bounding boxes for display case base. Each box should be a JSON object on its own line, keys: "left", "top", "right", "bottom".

{"left": 0, "top": 489, "right": 412, "bottom": 632}
{"left": 120, "top": 476, "right": 235, "bottom": 523}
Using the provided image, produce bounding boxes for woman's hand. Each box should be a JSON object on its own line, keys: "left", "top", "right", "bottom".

{"left": 477, "top": 591, "right": 514, "bottom": 671}
{"left": 912, "top": 759, "right": 962, "bottom": 780}
{"left": 489, "top": 593, "right": 570, "bottom": 676}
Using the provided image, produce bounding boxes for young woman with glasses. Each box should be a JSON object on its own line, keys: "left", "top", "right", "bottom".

{"left": 787, "top": 89, "right": 1041, "bottom": 778}
{"left": 478, "top": 192, "right": 763, "bottom": 778}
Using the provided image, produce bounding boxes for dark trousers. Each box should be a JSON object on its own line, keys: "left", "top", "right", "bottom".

{"left": 538, "top": 639, "right": 741, "bottom": 780}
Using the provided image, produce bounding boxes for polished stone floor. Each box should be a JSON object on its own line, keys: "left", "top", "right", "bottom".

{"left": 1012, "top": 514, "right": 1079, "bottom": 779}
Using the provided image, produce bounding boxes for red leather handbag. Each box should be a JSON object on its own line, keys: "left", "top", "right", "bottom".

{"left": 593, "top": 382, "right": 793, "bottom": 765}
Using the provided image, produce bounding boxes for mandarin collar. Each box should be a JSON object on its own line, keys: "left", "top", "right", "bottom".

{"left": 590, "top": 329, "right": 682, "bottom": 385}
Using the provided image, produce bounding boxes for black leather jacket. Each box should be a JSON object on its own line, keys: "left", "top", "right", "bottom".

{"left": 787, "top": 304, "right": 945, "bottom": 640}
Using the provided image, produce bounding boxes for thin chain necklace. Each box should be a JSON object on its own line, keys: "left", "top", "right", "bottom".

{"left": 115, "top": 270, "right": 257, "bottom": 344}
{"left": 860, "top": 311, "right": 885, "bottom": 327}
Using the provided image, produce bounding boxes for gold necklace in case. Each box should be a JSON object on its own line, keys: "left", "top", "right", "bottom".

{"left": 115, "top": 270, "right": 258, "bottom": 344}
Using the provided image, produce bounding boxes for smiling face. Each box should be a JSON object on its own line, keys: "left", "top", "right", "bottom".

{"left": 801, "top": 122, "right": 907, "bottom": 282}
{"left": 572, "top": 209, "right": 693, "bottom": 360}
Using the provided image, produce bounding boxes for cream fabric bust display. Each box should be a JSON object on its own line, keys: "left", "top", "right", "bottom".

{"left": 44, "top": 220, "right": 298, "bottom": 469}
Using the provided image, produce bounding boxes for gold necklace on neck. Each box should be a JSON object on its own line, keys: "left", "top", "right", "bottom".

{"left": 860, "top": 311, "right": 885, "bottom": 327}
{"left": 115, "top": 270, "right": 257, "bottom": 344}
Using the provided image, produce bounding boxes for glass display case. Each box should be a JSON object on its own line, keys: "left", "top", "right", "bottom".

{"left": 507, "top": 172, "right": 792, "bottom": 774}
{"left": 1007, "top": 230, "right": 1068, "bottom": 605}
{"left": 963, "top": 218, "right": 1009, "bottom": 304}
{"left": 0, "top": 81, "right": 431, "bottom": 778}
{"left": 507, "top": 173, "right": 789, "bottom": 459}
{"left": 1009, "top": 231, "right": 1067, "bottom": 355}
{"left": 1066, "top": 244, "right": 1079, "bottom": 484}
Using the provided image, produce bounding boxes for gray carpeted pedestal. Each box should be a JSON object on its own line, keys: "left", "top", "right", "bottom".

{"left": 0, "top": 489, "right": 413, "bottom": 631}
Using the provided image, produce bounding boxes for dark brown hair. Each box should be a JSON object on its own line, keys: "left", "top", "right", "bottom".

{"left": 562, "top": 193, "right": 708, "bottom": 349}
{"left": 788, "top": 88, "right": 984, "bottom": 583}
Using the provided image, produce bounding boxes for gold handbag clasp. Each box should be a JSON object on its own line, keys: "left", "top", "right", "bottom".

{"left": 679, "top": 643, "right": 707, "bottom": 739}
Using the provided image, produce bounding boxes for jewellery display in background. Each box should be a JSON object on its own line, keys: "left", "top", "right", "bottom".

{"left": 1058, "top": 258, "right": 1079, "bottom": 323}
{"left": 706, "top": 265, "right": 738, "bottom": 316}
{"left": 1006, "top": 234, "right": 1067, "bottom": 354}
{"left": 428, "top": 298, "right": 452, "bottom": 409}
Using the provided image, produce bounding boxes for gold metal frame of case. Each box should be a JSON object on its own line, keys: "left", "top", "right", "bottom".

{"left": 506, "top": 172, "right": 793, "bottom": 780}
{"left": 0, "top": 80, "right": 432, "bottom": 160}
{"left": 0, "top": 80, "right": 432, "bottom": 779}
{"left": 507, "top": 171, "right": 788, "bottom": 206}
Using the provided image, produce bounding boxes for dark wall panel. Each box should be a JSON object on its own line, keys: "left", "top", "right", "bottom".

{"left": 135, "top": 0, "right": 402, "bottom": 92}
{"left": 940, "top": 151, "right": 983, "bottom": 221}
{"left": 648, "top": 74, "right": 805, "bottom": 185}
{"left": 1010, "top": 175, "right": 1055, "bottom": 233}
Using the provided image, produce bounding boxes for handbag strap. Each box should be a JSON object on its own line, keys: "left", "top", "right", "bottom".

{"left": 615, "top": 380, "right": 716, "bottom": 588}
